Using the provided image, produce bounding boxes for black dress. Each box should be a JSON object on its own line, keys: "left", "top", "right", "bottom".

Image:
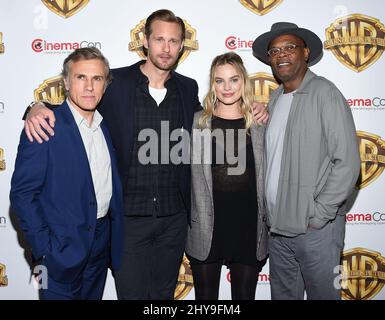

{"left": 189, "top": 116, "right": 264, "bottom": 270}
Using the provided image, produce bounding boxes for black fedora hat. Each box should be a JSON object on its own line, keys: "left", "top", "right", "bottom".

{"left": 252, "top": 22, "right": 323, "bottom": 66}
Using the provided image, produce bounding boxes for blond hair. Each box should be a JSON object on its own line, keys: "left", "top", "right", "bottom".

{"left": 199, "top": 52, "right": 254, "bottom": 129}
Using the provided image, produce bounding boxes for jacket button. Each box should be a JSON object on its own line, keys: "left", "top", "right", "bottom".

{"left": 89, "top": 201, "right": 96, "bottom": 206}
{"left": 87, "top": 225, "right": 93, "bottom": 231}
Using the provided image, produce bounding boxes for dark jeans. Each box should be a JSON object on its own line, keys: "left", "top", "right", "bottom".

{"left": 114, "top": 213, "right": 187, "bottom": 299}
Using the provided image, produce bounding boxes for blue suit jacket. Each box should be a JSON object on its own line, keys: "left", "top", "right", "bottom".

{"left": 10, "top": 101, "right": 123, "bottom": 283}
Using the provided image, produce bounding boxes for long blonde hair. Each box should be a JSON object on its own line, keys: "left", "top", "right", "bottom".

{"left": 199, "top": 52, "right": 254, "bottom": 129}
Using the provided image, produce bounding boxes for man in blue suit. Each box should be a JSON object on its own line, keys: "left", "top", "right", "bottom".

{"left": 10, "top": 47, "right": 123, "bottom": 300}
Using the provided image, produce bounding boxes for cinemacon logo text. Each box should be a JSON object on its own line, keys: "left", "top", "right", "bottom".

{"left": 225, "top": 36, "right": 253, "bottom": 50}
{"left": 32, "top": 39, "right": 101, "bottom": 53}
{"left": 348, "top": 97, "right": 385, "bottom": 108}
{"left": 227, "top": 272, "right": 270, "bottom": 283}
{"left": 346, "top": 212, "right": 385, "bottom": 223}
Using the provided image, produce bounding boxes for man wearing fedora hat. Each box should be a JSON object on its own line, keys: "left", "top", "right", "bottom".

{"left": 252, "top": 22, "right": 360, "bottom": 300}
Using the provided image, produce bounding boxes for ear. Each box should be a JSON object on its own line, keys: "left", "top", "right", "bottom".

{"left": 304, "top": 47, "right": 310, "bottom": 62}
{"left": 63, "top": 77, "right": 70, "bottom": 91}
{"left": 179, "top": 40, "right": 184, "bottom": 52}
{"left": 143, "top": 36, "right": 149, "bottom": 49}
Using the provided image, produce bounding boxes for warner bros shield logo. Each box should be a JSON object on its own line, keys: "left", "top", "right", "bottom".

{"left": 356, "top": 131, "right": 385, "bottom": 189}
{"left": 174, "top": 255, "right": 193, "bottom": 300}
{"left": 0, "top": 148, "right": 5, "bottom": 171}
{"left": 34, "top": 75, "right": 65, "bottom": 105}
{"left": 41, "top": 0, "right": 89, "bottom": 18}
{"left": 341, "top": 248, "right": 385, "bottom": 300}
{"left": 249, "top": 72, "right": 279, "bottom": 105}
{"left": 0, "top": 32, "right": 4, "bottom": 54}
{"left": 239, "top": 0, "right": 283, "bottom": 16}
{"left": 0, "top": 263, "right": 8, "bottom": 287}
{"left": 324, "top": 14, "right": 385, "bottom": 72}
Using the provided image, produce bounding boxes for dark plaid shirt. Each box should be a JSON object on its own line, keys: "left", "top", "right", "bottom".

{"left": 124, "top": 67, "right": 185, "bottom": 217}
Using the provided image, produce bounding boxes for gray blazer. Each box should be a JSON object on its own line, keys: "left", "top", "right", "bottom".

{"left": 186, "top": 111, "right": 268, "bottom": 262}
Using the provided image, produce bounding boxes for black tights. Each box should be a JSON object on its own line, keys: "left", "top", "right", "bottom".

{"left": 191, "top": 261, "right": 259, "bottom": 300}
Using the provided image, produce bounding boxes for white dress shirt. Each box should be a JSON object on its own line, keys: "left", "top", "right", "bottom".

{"left": 67, "top": 99, "right": 112, "bottom": 219}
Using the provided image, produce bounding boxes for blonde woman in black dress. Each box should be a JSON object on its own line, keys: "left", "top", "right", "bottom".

{"left": 186, "top": 52, "right": 268, "bottom": 300}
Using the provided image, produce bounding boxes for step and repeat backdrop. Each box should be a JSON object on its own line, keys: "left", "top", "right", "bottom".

{"left": 1, "top": 0, "right": 385, "bottom": 300}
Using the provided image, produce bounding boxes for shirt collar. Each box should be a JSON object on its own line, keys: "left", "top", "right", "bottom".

{"left": 137, "top": 62, "right": 149, "bottom": 85}
{"left": 67, "top": 98, "right": 103, "bottom": 131}
{"left": 137, "top": 60, "right": 176, "bottom": 88}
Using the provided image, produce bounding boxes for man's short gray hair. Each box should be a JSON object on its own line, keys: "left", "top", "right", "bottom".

{"left": 61, "top": 47, "right": 112, "bottom": 86}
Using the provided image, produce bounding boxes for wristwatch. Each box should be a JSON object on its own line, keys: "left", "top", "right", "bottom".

{"left": 22, "top": 101, "right": 40, "bottom": 120}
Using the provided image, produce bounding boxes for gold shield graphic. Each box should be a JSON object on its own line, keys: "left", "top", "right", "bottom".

{"left": 0, "top": 263, "right": 8, "bottom": 287}
{"left": 324, "top": 14, "right": 385, "bottom": 72}
{"left": 174, "top": 255, "right": 194, "bottom": 300}
{"left": 249, "top": 72, "right": 279, "bottom": 105}
{"left": 0, "top": 32, "right": 4, "bottom": 54}
{"left": 0, "top": 148, "right": 5, "bottom": 171}
{"left": 34, "top": 75, "right": 65, "bottom": 105}
{"left": 356, "top": 131, "right": 385, "bottom": 189}
{"left": 341, "top": 248, "right": 385, "bottom": 300}
{"left": 239, "top": 0, "right": 283, "bottom": 16}
{"left": 128, "top": 19, "right": 199, "bottom": 65}
{"left": 41, "top": 0, "right": 89, "bottom": 18}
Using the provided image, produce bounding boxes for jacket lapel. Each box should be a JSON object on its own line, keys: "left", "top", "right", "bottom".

{"left": 101, "top": 121, "right": 117, "bottom": 170}
{"left": 173, "top": 73, "right": 193, "bottom": 133}
{"left": 202, "top": 116, "right": 213, "bottom": 200}
{"left": 62, "top": 102, "right": 95, "bottom": 196}
{"left": 101, "top": 120, "right": 122, "bottom": 210}
{"left": 192, "top": 112, "right": 213, "bottom": 200}
{"left": 250, "top": 123, "right": 263, "bottom": 174}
